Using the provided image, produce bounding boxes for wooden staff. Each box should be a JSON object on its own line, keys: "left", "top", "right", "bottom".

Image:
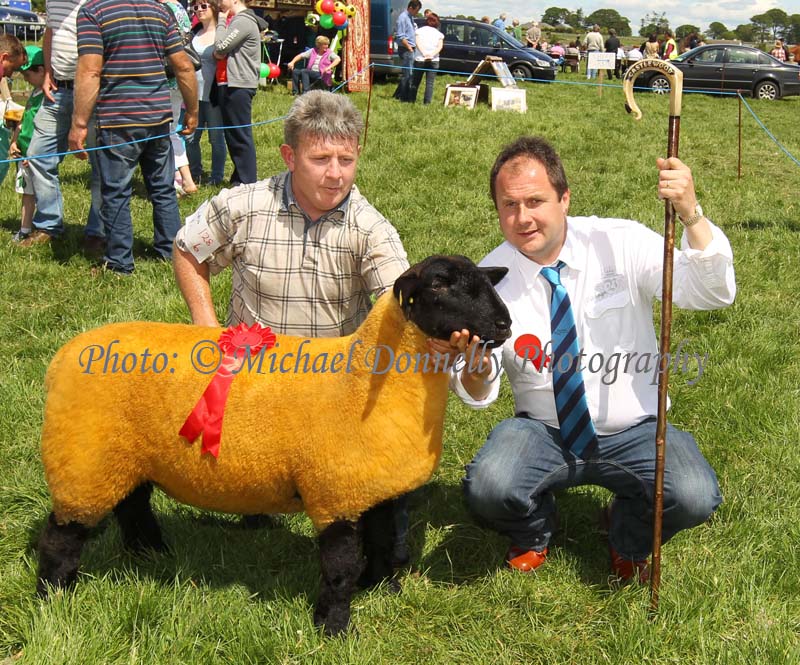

{"left": 622, "top": 59, "right": 684, "bottom": 612}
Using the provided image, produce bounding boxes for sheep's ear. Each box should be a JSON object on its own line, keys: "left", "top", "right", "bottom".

{"left": 481, "top": 266, "right": 509, "bottom": 286}
{"left": 393, "top": 272, "right": 420, "bottom": 312}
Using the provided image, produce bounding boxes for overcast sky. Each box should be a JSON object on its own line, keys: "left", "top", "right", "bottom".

{"left": 431, "top": 0, "right": 800, "bottom": 33}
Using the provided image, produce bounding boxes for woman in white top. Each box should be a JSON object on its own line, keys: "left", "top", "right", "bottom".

{"left": 409, "top": 13, "right": 444, "bottom": 105}
{"left": 186, "top": 0, "right": 229, "bottom": 185}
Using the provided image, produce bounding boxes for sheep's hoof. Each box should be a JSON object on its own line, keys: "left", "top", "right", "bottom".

{"left": 240, "top": 514, "right": 277, "bottom": 529}
{"left": 313, "top": 608, "right": 350, "bottom": 637}
{"left": 387, "top": 577, "right": 401, "bottom": 595}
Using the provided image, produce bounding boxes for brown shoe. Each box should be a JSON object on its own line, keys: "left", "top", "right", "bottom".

{"left": 506, "top": 546, "right": 548, "bottom": 572}
{"left": 18, "top": 230, "right": 52, "bottom": 247}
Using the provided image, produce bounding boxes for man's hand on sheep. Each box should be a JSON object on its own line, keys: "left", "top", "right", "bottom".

{"left": 428, "top": 331, "right": 495, "bottom": 401}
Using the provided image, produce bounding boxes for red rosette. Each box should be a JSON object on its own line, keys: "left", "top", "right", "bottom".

{"left": 218, "top": 322, "right": 277, "bottom": 360}
{"left": 180, "top": 322, "right": 276, "bottom": 458}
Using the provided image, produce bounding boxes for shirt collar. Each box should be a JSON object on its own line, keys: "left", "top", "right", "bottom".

{"left": 511, "top": 217, "right": 585, "bottom": 288}
{"left": 280, "top": 172, "right": 350, "bottom": 224}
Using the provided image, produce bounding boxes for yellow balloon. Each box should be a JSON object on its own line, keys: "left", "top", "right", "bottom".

{"left": 345, "top": 4, "right": 357, "bottom": 17}
{"left": 315, "top": 0, "right": 325, "bottom": 14}
{"left": 334, "top": 1, "right": 346, "bottom": 13}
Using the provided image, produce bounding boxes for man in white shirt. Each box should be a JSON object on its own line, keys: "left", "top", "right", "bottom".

{"left": 19, "top": 0, "right": 102, "bottom": 250}
{"left": 437, "top": 136, "right": 736, "bottom": 581}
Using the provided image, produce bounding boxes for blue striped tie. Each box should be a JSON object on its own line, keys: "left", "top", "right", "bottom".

{"left": 540, "top": 262, "right": 598, "bottom": 459}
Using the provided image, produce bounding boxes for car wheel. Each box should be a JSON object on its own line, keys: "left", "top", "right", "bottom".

{"left": 510, "top": 64, "right": 533, "bottom": 80}
{"left": 754, "top": 80, "right": 780, "bottom": 100}
{"left": 650, "top": 75, "right": 671, "bottom": 94}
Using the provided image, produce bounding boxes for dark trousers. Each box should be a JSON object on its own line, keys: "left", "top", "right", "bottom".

{"left": 220, "top": 86, "right": 257, "bottom": 186}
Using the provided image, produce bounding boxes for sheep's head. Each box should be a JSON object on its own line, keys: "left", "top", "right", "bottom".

{"left": 393, "top": 255, "right": 511, "bottom": 348}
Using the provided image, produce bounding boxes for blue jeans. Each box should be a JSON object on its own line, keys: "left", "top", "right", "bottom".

{"left": 94, "top": 125, "right": 179, "bottom": 274}
{"left": 393, "top": 48, "right": 414, "bottom": 102}
{"left": 27, "top": 86, "right": 101, "bottom": 237}
{"left": 463, "top": 416, "right": 721, "bottom": 560}
{"left": 185, "top": 100, "right": 227, "bottom": 184}
{"left": 409, "top": 60, "right": 438, "bottom": 104}
{"left": 291, "top": 66, "right": 325, "bottom": 94}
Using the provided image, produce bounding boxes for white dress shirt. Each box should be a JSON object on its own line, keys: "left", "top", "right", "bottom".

{"left": 452, "top": 216, "right": 736, "bottom": 434}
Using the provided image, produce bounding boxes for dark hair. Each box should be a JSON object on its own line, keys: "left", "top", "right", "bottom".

{"left": 407, "top": 0, "right": 421, "bottom": 10}
{"left": 648, "top": 33, "right": 657, "bottom": 42}
{"left": 425, "top": 12, "right": 439, "bottom": 28}
{"left": 489, "top": 136, "right": 569, "bottom": 206}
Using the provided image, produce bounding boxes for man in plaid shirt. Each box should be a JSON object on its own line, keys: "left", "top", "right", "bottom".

{"left": 173, "top": 91, "right": 412, "bottom": 557}
{"left": 174, "top": 90, "right": 408, "bottom": 336}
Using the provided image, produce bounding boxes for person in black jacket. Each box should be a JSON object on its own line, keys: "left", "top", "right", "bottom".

{"left": 604, "top": 28, "right": 620, "bottom": 79}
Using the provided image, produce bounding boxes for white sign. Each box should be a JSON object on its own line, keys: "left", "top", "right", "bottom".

{"left": 588, "top": 52, "right": 616, "bottom": 70}
{"left": 182, "top": 200, "right": 220, "bottom": 263}
{"left": 491, "top": 87, "right": 527, "bottom": 113}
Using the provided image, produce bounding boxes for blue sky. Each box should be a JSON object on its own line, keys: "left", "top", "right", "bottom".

{"left": 432, "top": 1, "right": 800, "bottom": 33}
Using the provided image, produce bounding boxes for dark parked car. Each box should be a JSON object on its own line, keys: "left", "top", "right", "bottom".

{"left": 0, "top": 6, "right": 45, "bottom": 41}
{"left": 432, "top": 18, "right": 556, "bottom": 82}
{"left": 639, "top": 44, "right": 800, "bottom": 100}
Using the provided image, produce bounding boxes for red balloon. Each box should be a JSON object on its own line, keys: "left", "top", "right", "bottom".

{"left": 320, "top": 0, "right": 335, "bottom": 14}
{"left": 268, "top": 63, "right": 281, "bottom": 79}
{"left": 332, "top": 10, "right": 346, "bottom": 26}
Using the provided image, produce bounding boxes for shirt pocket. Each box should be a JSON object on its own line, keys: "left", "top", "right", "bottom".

{"left": 583, "top": 290, "right": 636, "bottom": 350}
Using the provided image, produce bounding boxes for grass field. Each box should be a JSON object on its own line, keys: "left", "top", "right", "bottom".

{"left": 1, "top": 69, "right": 799, "bottom": 663}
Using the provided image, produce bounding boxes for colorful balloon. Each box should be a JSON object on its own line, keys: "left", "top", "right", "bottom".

{"left": 259, "top": 62, "right": 270, "bottom": 78}
{"left": 334, "top": 1, "right": 345, "bottom": 12}
{"left": 319, "top": 12, "right": 334, "bottom": 28}
{"left": 320, "top": 0, "right": 335, "bottom": 14}
{"left": 268, "top": 63, "right": 281, "bottom": 79}
{"left": 344, "top": 4, "right": 356, "bottom": 17}
{"left": 332, "top": 10, "right": 346, "bottom": 26}
{"left": 314, "top": 0, "right": 325, "bottom": 14}
{"left": 337, "top": 18, "right": 348, "bottom": 30}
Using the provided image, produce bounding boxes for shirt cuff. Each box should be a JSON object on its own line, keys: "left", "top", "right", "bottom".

{"left": 449, "top": 368, "right": 500, "bottom": 409}
{"left": 678, "top": 219, "right": 735, "bottom": 293}
{"left": 679, "top": 219, "right": 732, "bottom": 258}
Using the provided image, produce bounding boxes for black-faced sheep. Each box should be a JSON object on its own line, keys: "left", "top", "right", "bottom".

{"left": 36, "top": 255, "right": 511, "bottom": 635}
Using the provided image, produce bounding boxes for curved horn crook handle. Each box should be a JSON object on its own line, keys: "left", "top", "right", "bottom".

{"left": 623, "top": 58, "right": 684, "bottom": 120}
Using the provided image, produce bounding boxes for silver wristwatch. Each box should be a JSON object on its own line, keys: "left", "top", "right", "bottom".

{"left": 679, "top": 203, "right": 704, "bottom": 227}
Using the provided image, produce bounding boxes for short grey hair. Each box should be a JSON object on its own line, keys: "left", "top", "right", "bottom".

{"left": 283, "top": 91, "right": 364, "bottom": 148}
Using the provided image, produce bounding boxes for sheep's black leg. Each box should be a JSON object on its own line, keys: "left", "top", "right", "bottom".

{"left": 314, "top": 520, "right": 363, "bottom": 636}
{"left": 36, "top": 512, "right": 90, "bottom": 597}
{"left": 113, "top": 483, "right": 166, "bottom": 553}
{"left": 359, "top": 499, "right": 400, "bottom": 592}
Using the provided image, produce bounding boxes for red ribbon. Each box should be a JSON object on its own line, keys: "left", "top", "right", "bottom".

{"left": 180, "top": 322, "right": 276, "bottom": 457}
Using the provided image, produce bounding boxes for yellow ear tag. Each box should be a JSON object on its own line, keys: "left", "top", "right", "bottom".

{"left": 408, "top": 297, "right": 414, "bottom": 304}
{"left": 398, "top": 292, "right": 403, "bottom": 307}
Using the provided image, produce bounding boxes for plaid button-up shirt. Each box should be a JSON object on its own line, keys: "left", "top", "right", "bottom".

{"left": 176, "top": 172, "right": 409, "bottom": 337}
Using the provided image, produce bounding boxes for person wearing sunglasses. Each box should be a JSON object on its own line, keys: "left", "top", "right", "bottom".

{"left": 185, "top": 0, "right": 228, "bottom": 186}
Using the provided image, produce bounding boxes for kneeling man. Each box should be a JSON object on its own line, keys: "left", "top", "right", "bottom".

{"left": 438, "top": 136, "right": 736, "bottom": 580}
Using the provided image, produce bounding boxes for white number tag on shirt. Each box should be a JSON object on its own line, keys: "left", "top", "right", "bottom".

{"left": 182, "top": 200, "right": 220, "bottom": 263}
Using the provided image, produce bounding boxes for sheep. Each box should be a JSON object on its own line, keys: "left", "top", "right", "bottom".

{"left": 36, "top": 255, "right": 512, "bottom": 635}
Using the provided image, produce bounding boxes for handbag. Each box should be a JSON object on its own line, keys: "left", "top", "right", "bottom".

{"left": 165, "top": 31, "right": 202, "bottom": 79}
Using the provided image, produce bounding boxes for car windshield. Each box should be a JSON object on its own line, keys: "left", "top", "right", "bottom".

{"left": 674, "top": 47, "right": 701, "bottom": 62}
{"left": 504, "top": 33, "right": 525, "bottom": 49}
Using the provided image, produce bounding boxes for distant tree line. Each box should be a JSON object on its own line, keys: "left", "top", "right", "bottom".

{"left": 536, "top": 6, "right": 800, "bottom": 44}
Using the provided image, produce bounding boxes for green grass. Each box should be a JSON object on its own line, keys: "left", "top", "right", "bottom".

{"left": 1, "top": 73, "right": 799, "bottom": 663}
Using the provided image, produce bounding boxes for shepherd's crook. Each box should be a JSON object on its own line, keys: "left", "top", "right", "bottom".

{"left": 622, "top": 59, "right": 684, "bottom": 613}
